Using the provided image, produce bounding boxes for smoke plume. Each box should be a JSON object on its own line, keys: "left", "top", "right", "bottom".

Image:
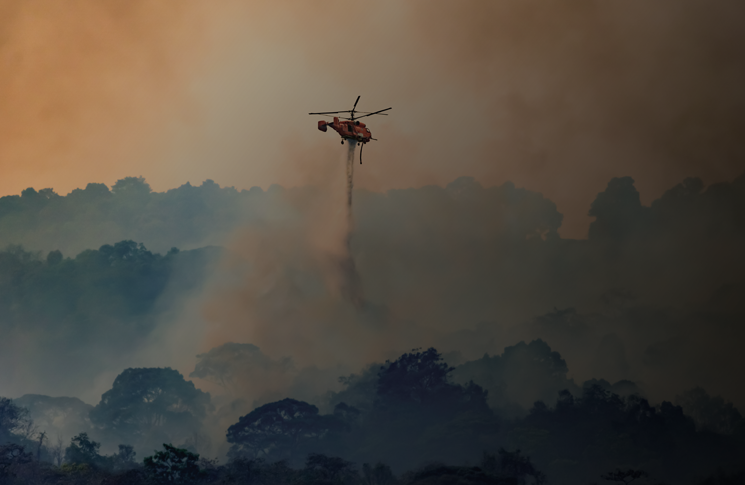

{"left": 5, "top": 1, "right": 745, "bottom": 239}
{"left": 2, "top": 1, "right": 744, "bottom": 453}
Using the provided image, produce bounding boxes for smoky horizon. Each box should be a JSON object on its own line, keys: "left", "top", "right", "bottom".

{"left": 1, "top": 2, "right": 744, "bottom": 484}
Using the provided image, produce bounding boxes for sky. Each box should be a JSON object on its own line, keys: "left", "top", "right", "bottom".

{"left": 1, "top": 1, "right": 744, "bottom": 238}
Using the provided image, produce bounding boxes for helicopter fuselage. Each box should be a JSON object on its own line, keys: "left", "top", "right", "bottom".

{"left": 318, "top": 117, "right": 373, "bottom": 144}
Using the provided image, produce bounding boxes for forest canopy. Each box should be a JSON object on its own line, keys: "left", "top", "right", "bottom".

{"left": 0, "top": 172, "right": 744, "bottom": 484}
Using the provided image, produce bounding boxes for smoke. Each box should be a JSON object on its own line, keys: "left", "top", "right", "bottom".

{"left": 169, "top": 0, "right": 745, "bottom": 238}
{"left": 198, "top": 145, "right": 398, "bottom": 376}
{"left": 5, "top": 2, "right": 745, "bottom": 240}
{"left": 182, "top": 171, "right": 745, "bottom": 415}
{"left": 2, "top": 1, "right": 744, "bottom": 447}
{"left": 0, "top": 1, "right": 223, "bottom": 197}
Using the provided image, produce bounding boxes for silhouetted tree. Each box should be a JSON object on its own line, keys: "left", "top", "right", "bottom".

{"left": 452, "top": 339, "right": 578, "bottom": 416}
{"left": 227, "top": 398, "right": 340, "bottom": 463}
{"left": 90, "top": 368, "right": 211, "bottom": 451}
{"left": 675, "top": 387, "right": 743, "bottom": 435}
{"left": 378, "top": 348, "right": 453, "bottom": 403}
{"left": 144, "top": 443, "right": 200, "bottom": 484}
{"left": 0, "top": 398, "right": 33, "bottom": 444}
{"left": 303, "top": 453, "right": 358, "bottom": 485}
{"left": 112, "top": 176, "right": 152, "bottom": 198}
{"left": 333, "top": 403, "right": 361, "bottom": 426}
{"left": 64, "top": 433, "right": 104, "bottom": 468}
{"left": 376, "top": 348, "right": 489, "bottom": 417}
{"left": 601, "top": 468, "right": 649, "bottom": 484}
{"left": 0, "top": 443, "right": 32, "bottom": 480}
{"left": 111, "top": 444, "right": 138, "bottom": 472}
{"left": 497, "top": 449, "right": 546, "bottom": 485}
{"left": 405, "top": 465, "right": 514, "bottom": 485}
{"left": 588, "top": 176, "right": 648, "bottom": 242}
{"left": 361, "top": 462, "right": 398, "bottom": 485}
{"left": 190, "top": 342, "right": 293, "bottom": 393}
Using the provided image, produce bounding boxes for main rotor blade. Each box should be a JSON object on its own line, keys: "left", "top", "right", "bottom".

{"left": 353, "top": 107, "right": 392, "bottom": 119}
{"left": 352, "top": 96, "right": 360, "bottom": 111}
{"left": 309, "top": 110, "right": 354, "bottom": 115}
{"left": 314, "top": 114, "right": 354, "bottom": 120}
{"left": 309, "top": 110, "right": 385, "bottom": 115}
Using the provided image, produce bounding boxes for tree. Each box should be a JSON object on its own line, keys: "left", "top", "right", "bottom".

{"left": 303, "top": 453, "right": 358, "bottom": 485}
{"left": 336, "top": 349, "right": 494, "bottom": 471}
{"left": 190, "top": 342, "right": 293, "bottom": 393}
{"left": 0, "top": 444, "right": 32, "bottom": 479}
{"left": 64, "top": 433, "right": 104, "bottom": 468}
{"left": 333, "top": 402, "right": 360, "bottom": 426}
{"left": 405, "top": 465, "right": 510, "bottom": 485}
{"left": 675, "top": 387, "right": 743, "bottom": 435}
{"left": 588, "top": 176, "right": 648, "bottom": 242}
{"left": 601, "top": 468, "right": 649, "bottom": 484}
{"left": 496, "top": 449, "right": 546, "bottom": 485}
{"left": 98, "top": 240, "right": 157, "bottom": 265}
{"left": 0, "top": 398, "right": 33, "bottom": 444}
{"left": 377, "top": 348, "right": 453, "bottom": 404}
{"left": 329, "top": 363, "right": 382, "bottom": 415}
{"left": 90, "top": 368, "right": 211, "bottom": 450}
{"left": 111, "top": 444, "right": 138, "bottom": 472}
{"left": 112, "top": 176, "right": 152, "bottom": 198}
{"left": 451, "top": 339, "right": 578, "bottom": 416}
{"left": 376, "top": 348, "right": 489, "bottom": 417}
{"left": 46, "top": 250, "right": 63, "bottom": 266}
{"left": 361, "top": 462, "right": 398, "bottom": 485}
{"left": 227, "top": 398, "right": 339, "bottom": 463}
{"left": 144, "top": 443, "right": 200, "bottom": 484}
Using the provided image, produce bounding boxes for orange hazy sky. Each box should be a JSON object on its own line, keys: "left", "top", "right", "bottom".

{"left": 1, "top": 1, "right": 743, "bottom": 238}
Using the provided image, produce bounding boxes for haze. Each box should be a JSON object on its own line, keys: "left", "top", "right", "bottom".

{"left": 2, "top": 1, "right": 743, "bottom": 237}
{"left": 1, "top": 2, "right": 744, "bottom": 484}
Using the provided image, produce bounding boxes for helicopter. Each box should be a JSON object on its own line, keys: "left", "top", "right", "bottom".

{"left": 310, "top": 96, "right": 391, "bottom": 164}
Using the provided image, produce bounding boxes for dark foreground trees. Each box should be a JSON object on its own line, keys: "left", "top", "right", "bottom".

{"left": 90, "top": 367, "right": 212, "bottom": 454}
{"left": 224, "top": 348, "right": 495, "bottom": 472}
{"left": 506, "top": 383, "right": 745, "bottom": 485}
{"left": 64, "top": 433, "right": 104, "bottom": 469}
{"left": 0, "top": 398, "right": 33, "bottom": 445}
{"left": 0, "top": 242, "right": 220, "bottom": 400}
{"left": 335, "top": 348, "right": 496, "bottom": 471}
{"left": 227, "top": 398, "right": 344, "bottom": 464}
{"left": 144, "top": 443, "right": 200, "bottom": 484}
{"left": 2, "top": 347, "right": 745, "bottom": 484}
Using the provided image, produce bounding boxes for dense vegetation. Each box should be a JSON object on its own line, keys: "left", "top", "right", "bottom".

{"left": 0, "top": 241, "right": 220, "bottom": 399}
{"left": 1, "top": 172, "right": 744, "bottom": 483}
{"left": 2, "top": 347, "right": 745, "bottom": 484}
{"left": 0, "top": 177, "right": 255, "bottom": 255}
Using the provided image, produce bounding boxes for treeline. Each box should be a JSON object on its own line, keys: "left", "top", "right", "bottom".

{"left": 0, "top": 439, "right": 548, "bottom": 485}
{"left": 0, "top": 177, "right": 261, "bottom": 255}
{"left": 0, "top": 242, "right": 220, "bottom": 398}
{"left": 2, "top": 173, "right": 744, "bottom": 318}
{"left": 3, "top": 347, "right": 745, "bottom": 485}
{"left": 0, "top": 240, "right": 219, "bottom": 328}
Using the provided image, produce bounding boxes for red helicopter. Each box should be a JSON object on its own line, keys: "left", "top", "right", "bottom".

{"left": 310, "top": 96, "right": 391, "bottom": 164}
